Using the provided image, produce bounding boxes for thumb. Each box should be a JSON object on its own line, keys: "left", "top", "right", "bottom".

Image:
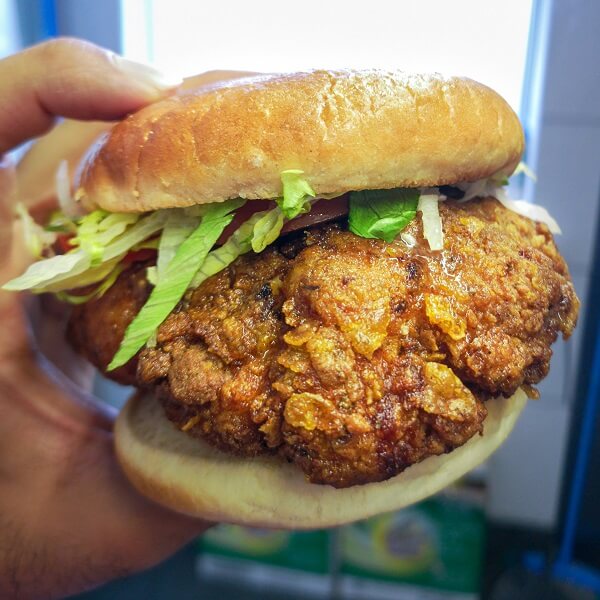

{"left": 0, "top": 37, "right": 181, "bottom": 154}
{"left": 0, "top": 158, "right": 29, "bottom": 281}
{"left": 0, "top": 158, "right": 31, "bottom": 362}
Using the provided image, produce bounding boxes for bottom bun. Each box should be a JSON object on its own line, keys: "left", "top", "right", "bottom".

{"left": 115, "top": 389, "right": 527, "bottom": 529}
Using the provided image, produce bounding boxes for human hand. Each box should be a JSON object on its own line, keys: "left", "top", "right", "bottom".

{"left": 0, "top": 38, "right": 212, "bottom": 599}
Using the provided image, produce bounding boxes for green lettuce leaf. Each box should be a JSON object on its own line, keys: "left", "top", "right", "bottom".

{"left": 39, "top": 257, "right": 122, "bottom": 294}
{"left": 513, "top": 161, "right": 537, "bottom": 182}
{"left": 190, "top": 207, "right": 277, "bottom": 289}
{"left": 2, "top": 210, "right": 168, "bottom": 293}
{"left": 45, "top": 209, "right": 78, "bottom": 233}
{"left": 251, "top": 207, "right": 284, "bottom": 252}
{"left": 70, "top": 210, "right": 110, "bottom": 263}
{"left": 101, "top": 211, "right": 168, "bottom": 261}
{"left": 277, "top": 170, "right": 315, "bottom": 219}
{"left": 56, "top": 263, "right": 125, "bottom": 305}
{"left": 107, "top": 199, "right": 244, "bottom": 370}
{"left": 2, "top": 251, "right": 92, "bottom": 291}
{"left": 156, "top": 210, "right": 201, "bottom": 282}
{"left": 348, "top": 188, "right": 419, "bottom": 243}
{"left": 15, "top": 203, "right": 56, "bottom": 259}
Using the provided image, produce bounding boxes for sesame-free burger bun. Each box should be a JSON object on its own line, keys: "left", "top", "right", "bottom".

{"left": 77, "top": 70, "right": 524, "bottom": 213}
{"left": 115, "top": 389, "right": 527, "bottom": 529}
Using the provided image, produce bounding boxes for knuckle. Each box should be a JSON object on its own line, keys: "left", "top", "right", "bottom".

{"left": 34, "top": 37, "right": 104, "bottom": 68}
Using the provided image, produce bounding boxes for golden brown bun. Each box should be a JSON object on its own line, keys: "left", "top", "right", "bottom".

{"left": 16, "top": 72, "right": 258, "bottom": 216}
{"left": 77, "top": 70, "right": 524, "bottom": 213}
{"left": 115, "top": 389, "right": 527, "bottom": 529}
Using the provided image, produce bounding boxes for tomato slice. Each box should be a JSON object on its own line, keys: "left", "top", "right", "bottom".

{"left": 281, "top": 194, "right": 349, "bottom": 235}
{"left": 122, "top": 248, "right": 158, "bottom": 264}
{"left": 216, "top": 195, "right": 349, "bottom": 245}
{"left": 55, "top": 233, "right": 75, "bottom": 254}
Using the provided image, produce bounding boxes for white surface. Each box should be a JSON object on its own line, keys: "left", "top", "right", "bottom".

{"left": 533, "top": 123, "right": 600, "bottom": 274}
{"left": 487, "top": 402, "right": 572, "bottom": 527}
{"left": 122, "top": 0, "right": 533, "bottom": 112}
{"left": 567, "top": 272, "right": 590, "bottom": 390}
{"left": 535, "top": 338, "right": 570, "bottom": 409}
{"left": 486, "top": 0, "right": 600, "bottom": 528}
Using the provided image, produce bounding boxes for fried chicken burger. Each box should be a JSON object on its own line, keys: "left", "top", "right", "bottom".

{"left": 4, "top": 70, "right": 579, "bottom": 528}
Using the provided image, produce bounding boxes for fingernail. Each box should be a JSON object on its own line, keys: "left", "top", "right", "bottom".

{"left": 110, "top": 54, "right": 183, "bottom": 91}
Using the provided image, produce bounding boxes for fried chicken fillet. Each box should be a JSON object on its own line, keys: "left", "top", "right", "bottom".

{"left": 69, "top": 198, "right": 578, "bottom": 488}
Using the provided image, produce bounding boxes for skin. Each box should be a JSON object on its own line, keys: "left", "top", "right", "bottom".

{"left": 0, "top": 38, "right": 256, "bottom": 600}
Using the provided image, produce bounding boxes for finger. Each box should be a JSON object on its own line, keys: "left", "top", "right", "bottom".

{"left": 0, "top": 176, "right": 97, "bottom": 398}
{"left": 28, "top": 294, "right": 97, "bottom": 392}
{"left": 0, "top": 159, "right": 30, "bottom": 282}
{"left": 0, "top": 155, "right": 34, "bottom": 283}
{"left": 0, "top": 156, "right": 16, "bottom": 250}
{"left": 0, "top": 37, "right": 181, "bottom": 154}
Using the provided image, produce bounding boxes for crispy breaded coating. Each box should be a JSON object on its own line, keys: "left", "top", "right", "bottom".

{"left": 69, "top": 198, "right": 579, "bottom": 487}
{"left": 67, "top": 260, "right": 152, "bottom": 385}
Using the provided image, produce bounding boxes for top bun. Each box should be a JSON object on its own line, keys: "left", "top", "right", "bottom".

{"left": 77, "top": 70, "right": 524, "bottom": 213}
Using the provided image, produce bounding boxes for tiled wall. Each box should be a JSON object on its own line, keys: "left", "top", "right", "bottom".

{"left": 487, "top": 0, "right": 600, "bottom": 527}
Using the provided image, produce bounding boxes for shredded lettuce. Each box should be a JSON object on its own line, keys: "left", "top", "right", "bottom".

{"left": 39, "top": 257, "right": 121, "bottom": 294}
{"left": 72, "top": 211, "right": 140, "bottom": 263}
{"left": 56, "top": 263, "right": 125, "bottom": 305}
{"left": 15, "top": 203, "right": 56, "bottom": 259}
{"left": 156, "top": 210, "right": 201, "bottom": 282}
{"left": 251, "top": 207, "right": 285, "bottom": 252}
{"left": 45, "top": 209, "right": 77, "bottom": 234}
{"left": 107, "top": 199, "right": 244, "bottom": 370}
{"left": 2, "top": 210, "right": 168, "bottom": 293}
{"left": 277, "top": 170, "right": 316, "bottom": 219}
{"left": 348, "top": 189, "right": 419, "bottom": 243}
{"left": 494, "top": 188, "right": 561, "bottom": 234}
{"left": 513, "top": 161, "right": 537, "bottom": 182}
{"left": 3, "top": 251, "right": 92, "bottom": 291}
{"left": 190, "top": 207, "right": 279, "bottom": 289}
{"left": 55, "top": 159, "right": 82, "bottom": 218}
{"left": 145, "top": 265, "right": 158, "bottom": 286}
{"left": 99, "top": 211, "right": 168, "bottom": 261}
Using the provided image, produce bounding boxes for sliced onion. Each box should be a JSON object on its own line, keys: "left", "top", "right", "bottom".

{"left": 513, "top": 161, "right": 538, "bottom": 182}
{"left": 457, "top": 179, "right": 490, "bottom": 202}
{"left": 15, "top": 203, "right": 56, "bottom": 258}
{"left": 55, "top": 160, "right": 81, "bottom": 217}
{"left": 494, "top": 188, "right": 561, "bottom": 234}
{"left": 418, "top": 194, "right": 444, "bottom": 250}
{"left": 400, "top": 232, "right": 416, "bottom": 247}
{"left": 452, "top": 174, "right": 561, "bottom": 235}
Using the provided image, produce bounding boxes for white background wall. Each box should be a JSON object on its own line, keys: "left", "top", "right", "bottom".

{"left": 487, "top": 0, "right": 600, "bottom": 528}
{"left": 0, "top": 0, "right": 22, "bottom": 58}
{"left": 122, "top": 0, "right": 533, "bottom": 113}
